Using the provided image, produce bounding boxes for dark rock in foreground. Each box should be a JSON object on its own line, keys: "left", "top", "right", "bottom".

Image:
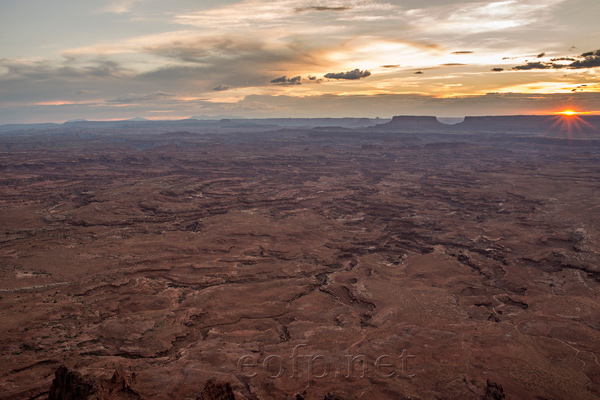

{"left": 48, "top": 366, "right": 140, "bottom": 400}
{"left": 197, "top": 379, "right": 236, "bottom": 400}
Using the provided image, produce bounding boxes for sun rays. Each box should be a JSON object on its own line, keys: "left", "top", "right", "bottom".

{"left": 549, "top": 110, "right": 597, "bottom": 138}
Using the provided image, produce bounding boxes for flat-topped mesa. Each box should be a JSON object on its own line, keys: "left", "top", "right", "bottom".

{"left": 378, "top": 115, "right": 559, "bottom": 133}
{"left": 375, "top": 115, "right": 449, "bottom": 131}
{"left": 374, "top": 114, "right": 600, "bottom": 135}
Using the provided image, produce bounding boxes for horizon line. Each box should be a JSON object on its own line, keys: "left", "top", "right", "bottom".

{"left": 3, "top": 112, "right": 600, "bottom": 126}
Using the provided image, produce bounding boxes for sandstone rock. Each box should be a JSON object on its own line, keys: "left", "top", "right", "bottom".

{"left": 197, "top": 379, "right": 236, "bottom": 400}
{"left": 481, "top": 379, "right": 505, "bottom": 400}
{"left": 47, "top": 366, "right": 140, "bottom": 400}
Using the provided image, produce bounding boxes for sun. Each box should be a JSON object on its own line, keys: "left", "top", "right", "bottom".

{"left": 554, "top": 110, "right": 595, "bottom": 117}
{"left": 559, "top": 110, "right": 578, "bottom": 116}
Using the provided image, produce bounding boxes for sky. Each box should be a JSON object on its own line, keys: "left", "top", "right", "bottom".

{"left": 1, "top": 0, "right": 600, "bottom": 123}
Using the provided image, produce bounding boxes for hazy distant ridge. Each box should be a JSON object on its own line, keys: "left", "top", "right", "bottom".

{"left": 375, "top": 115, "right": 600, "bottom": 134}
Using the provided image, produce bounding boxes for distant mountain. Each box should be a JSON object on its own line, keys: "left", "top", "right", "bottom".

{"left": 223, "top": 117, "right": 388, "bottom": 128}
{"left": 123, "top": 117, "right": 150, "bottom": 122}
{"left": 189, "top": 115, "right": 246, "bottom": 120}
{"left": 7, "top": 115, "right": 598, "bottom": 136}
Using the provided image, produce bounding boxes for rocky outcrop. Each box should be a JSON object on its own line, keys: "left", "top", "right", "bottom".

{"left": 47, "top": 367, "right": 235, "bottom": 400}
{"left": 481, "top": 379, "right": 506, "bottom": 400}
{"left": 196, "top": 379, "right": 236, "bottom": 400}
{"left": 48, "top": 366, "right": 96, "bottom": 400}
{"left": 48, "top": 366, "right": 140, "bottom": 400}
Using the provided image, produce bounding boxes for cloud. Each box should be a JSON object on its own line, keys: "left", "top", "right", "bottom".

{"left": 405, "top": 0, "right": 567, "bottom": 36}
{"left": 142, "top": 34, "right": 266, "bottom": 64}
{"left": 270, "top": 76, "right": 289, "bottom": 83}
{"left": 135, "top": 64, "right": 267, "bottom": 91}
{"left": 569, "top": 55, "right": 600, "bottom": 69}
{"left": 105, "top": 91, "right": 172, "bottom": 104}
{"left": 551, "top": 57, "right": 576, "bottom": 62}
{"left": 571, "top": 84, "right": 588, "bottom": 92}
{"left": 0, "top": 59, "right": 126, "bottom": 81}
{"left": 491, "top": 68, "right": 504, "bottom": 72}
{"left": 3, "top": 0, "right": 594, "bottom": 124}
{"left": 295, "top": 6, "right": 352, "bottom": 12}
{"left": 132, "top": 32, "right": 330, "bottom": 88}
{"left": 51, "top": 0, "right": 572, "bottom": 101}
{"left": 212, "top": 84, "right": 232, "bottom": 91}
{"left": 324, "top": 69, "right": 371, "bottom": 80}
{"left": 270, "top": 75, "right": 302, "bottom": 85}
{"left": 121, "top": 30, "right": 326, "bottom": 91}
{"left": 581, "top": 50, "right": 600, "bottom": 57}
{"left": 536, "top": 52, "right": 546, "bottom": 58}
{"left": 513, "top": 61, "right": 558, "bottom": 70}
{"left": 102, "top": 0, "right": 144, "bottom": 14}
{"left": 165, "top": 0, "right": 565, "bottom": 82}
{"left": 208, "top": 92, "right": 600, "bottom": 118}
{"left": 173, "top": 1, "right": 395, "bottom": 30}
{"left": 512, "top": 49, "right": 600, "bottom": 70}
{"left": 76, "top": 89, "right": 102, "bottom": 96}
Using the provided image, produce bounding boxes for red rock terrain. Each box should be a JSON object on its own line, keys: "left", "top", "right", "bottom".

{"left": 0, "top": 122, "right": 599, "bottom": 399}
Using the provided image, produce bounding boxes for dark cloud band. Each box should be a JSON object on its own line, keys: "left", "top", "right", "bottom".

{"left": 324, "top": 69, "right": 371, "bottom": 80}
{"left": 270, "top": 75, "right": 302, "bottom": 85}
{"left": 509, "top": 49, "right": 600, "bottom": 71}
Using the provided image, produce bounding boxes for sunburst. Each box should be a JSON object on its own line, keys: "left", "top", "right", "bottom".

{"left": 550, "top": 110, "right": 595, "bottom": 138}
